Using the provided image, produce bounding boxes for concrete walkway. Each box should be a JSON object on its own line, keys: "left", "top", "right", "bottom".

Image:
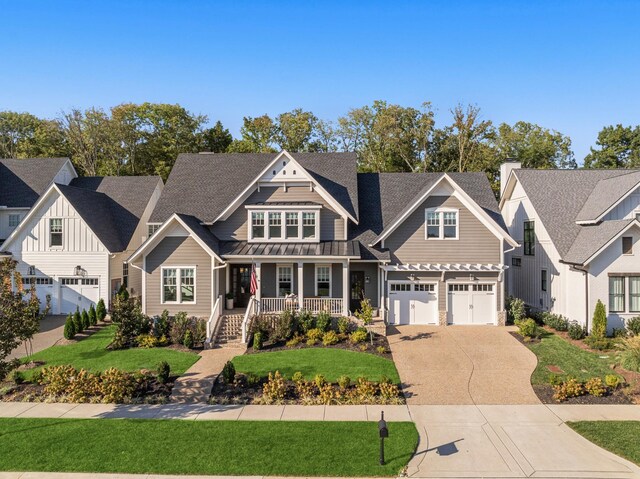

{"left": 7, "top": 315, "right": 67, "bottom": 360}
{"left": 388, "top": 325, "right": 540, "bottom": 405}
{"left": 170, "top": 347, "right": 241, "bottom": 403}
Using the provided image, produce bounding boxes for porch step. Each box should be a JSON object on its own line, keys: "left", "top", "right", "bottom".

{"left": 212, "top": 314, "right": 246, "bottom": 348}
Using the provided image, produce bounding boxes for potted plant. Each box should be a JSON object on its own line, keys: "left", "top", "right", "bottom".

{"left": 226, "top": 292, "right": 235, "bottom": 310}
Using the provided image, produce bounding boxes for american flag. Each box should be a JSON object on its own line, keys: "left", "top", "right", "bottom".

{"left": 250, "top": 263, "right": 258, "bottom": 295}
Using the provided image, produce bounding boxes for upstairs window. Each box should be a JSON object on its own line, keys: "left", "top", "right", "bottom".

{"left": 286, "top": 212, "right": 299, "bottom": 238}
{"left": 252, "top": 212, "right": 265, "bottom": 239}
{"left": 623, "top": 236, "right": 633, "bottom": 255}
{"left": 425, "top": 209, "right": 458, "bottom": 240}
{"left": 248, "top": 209, "right": 319, "bottom": 242}
{"left": 268, "top": 212, "right": 282, "bottom": 239}
{"left": 50, "top": 219, "right": 63, "bottom": 247}
{"left": 8, "top": 214, "right": 20, "bottom": 228}
{"left": 302, "top": 212, "right": 316, "bottom": 239}
{"left": 148, "top": 224, "right": 161, "bottom": 238}
{"left": 315, "top": 265, "right": 331, "bottom": 297}
{"left": 524, "top": 220, "right": 535, "bottom": 256}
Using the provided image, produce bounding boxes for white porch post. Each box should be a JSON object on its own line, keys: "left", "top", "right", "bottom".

{"left": 342, "top": 260, "right": 349, "bottom": 316}
{"left": 255, "top": 262, "right": 261, "bottom": 301}
{"left": 297, "top": 261, "right": 304, "bottom": 310}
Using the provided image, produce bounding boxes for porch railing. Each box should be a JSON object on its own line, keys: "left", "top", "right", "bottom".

{"left": 241, "top": 295, "right": 260, "bottom": 343}
{"left": 205, "top": 294, "right": 223, "bottom": 344}
{"left": 259, "top": 297, "right": 344, "bottom": 315}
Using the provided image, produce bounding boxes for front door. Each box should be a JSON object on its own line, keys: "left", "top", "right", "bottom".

{"left": 231, "top": 264, "right": 252, "bottom": 309}
{"left": 350, "top": 271, "right": 365, "bottom": 312}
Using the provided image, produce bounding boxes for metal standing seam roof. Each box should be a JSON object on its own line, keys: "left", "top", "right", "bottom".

{"left": 219, "top": 240, "right": 361, "bottom": 257}
{"left": 148, "top": 152, "right": 359, "bottom": 224}
{"left": 0, "top": 158, "right": 70, "bottom": 208}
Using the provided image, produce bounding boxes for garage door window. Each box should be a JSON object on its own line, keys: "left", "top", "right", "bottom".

{"left": 390, "top": 283, "right": 411, "bottom": 292}
{"left": 473, "top": 284, "right": 493, "bottom": 292}
{"left": 415, "top": 284, "right": 435, "bottom": 292}
{"left": 22, "top": 277, "right": 53, "bottom": 285}
{"left": 449, "top": 284, "right": 469, "bottom": 292}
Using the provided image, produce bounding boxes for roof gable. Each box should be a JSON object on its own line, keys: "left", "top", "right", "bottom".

{"left": 575, "top": 170, "right": 640, "bottom": 223}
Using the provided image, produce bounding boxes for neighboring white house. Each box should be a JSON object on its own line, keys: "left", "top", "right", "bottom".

{"left": 0, "top": 158, "right": 77, "bottom": 244}
{"left": 0, "top": 176, "right": 163, "bottom": 314}
{"left": 500, "top": 162, "right": 640, "bottom": 332}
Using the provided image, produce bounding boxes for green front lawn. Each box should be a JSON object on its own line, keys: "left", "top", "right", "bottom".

{"left": 527, "top": 332, "right": 618, "bottom": 384}
{"left": 233, "top": 348, "right": 401, "bottom": 383}
{"left": 568, "top": 421, "right": 640, "bottom": 466}
{"left": 23, "top": 325, "right": 199, "bottom": 379}
{"left": 0, "top": 418, "right": 418, "bottom": 476}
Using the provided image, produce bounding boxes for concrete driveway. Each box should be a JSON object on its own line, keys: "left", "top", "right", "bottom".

{"left": 388, "top": 325, "right": 539, "bottom": 405}
{"left": 8, "top": 315, "right": 67, "bottom": 360}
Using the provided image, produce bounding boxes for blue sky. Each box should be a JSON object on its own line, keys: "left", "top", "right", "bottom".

{"left": 1, "top": 0, "right": 639, "bottom": 163}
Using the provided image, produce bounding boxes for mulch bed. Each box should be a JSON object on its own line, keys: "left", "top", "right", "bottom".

{"left": 533, "top": 384, "right": 633, "bottom": 404}
{"left": 245, "top": 332, "right": 392, "bottom": 357}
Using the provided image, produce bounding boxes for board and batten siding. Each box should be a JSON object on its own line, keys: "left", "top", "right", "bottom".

{"left": 145, "top": 236, "right": 212, "bottom": 317}
{"left": 603, "top": 186, "right": 640, "bottom": 221}
{"left": 385, "top": 195, "right": 500, "bottom": 264}
{"left": 0, "top": 208, "right": 29, "bottom": 241}
{"left": 211, "top": 186, "right": 345, "bottom": 241}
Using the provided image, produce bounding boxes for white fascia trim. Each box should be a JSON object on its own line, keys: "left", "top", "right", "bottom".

{"left": 591, "top": 181, "right": 640, "bottom": 224}
{"left": 498, "top": 170, "right": 520, "bottom": 210}
{"left": 0, "top": 183, "right": 111, "bottom": 253}
{"left": 580, "top": 220, "right": 640, "bottom": 266}
{"left": 127, "top": 213, "right": 224, "bottom": 264}
{"left": 210, "top": 150, "right": 358, "bottom": 225}
{"left": 244, "top": 204, "right": 322, "bottom": 210}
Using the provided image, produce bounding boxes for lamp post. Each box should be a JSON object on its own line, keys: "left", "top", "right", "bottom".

{"left": 378, "top": 411, "right": 388, "bottom": 465}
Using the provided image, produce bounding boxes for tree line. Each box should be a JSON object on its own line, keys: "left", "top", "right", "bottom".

{"left": 1, "top": 101, "right": 637, "bottom": 188}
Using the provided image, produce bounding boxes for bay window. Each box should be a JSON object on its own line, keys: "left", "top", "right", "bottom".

{"left": 425, "top": 209, "right": 458, "bottom": 240}
{"left": 277, "top": 265, "right": 293, "bottom": 297}
{"left": 315, "top": 265, "right": 331, "bottom": 297}
{"left": 162, "top": 267, "right": 196, "bottom": 303}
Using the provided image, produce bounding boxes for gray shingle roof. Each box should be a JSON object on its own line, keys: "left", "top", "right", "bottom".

{"left": 0, "top": 158, "right": 70, "bottom": 208}
{"left": 149, "top": 152, "right": 359, "bottom": 224}
{"left": 514, "top": 169, "right": 639, "bottom": 259}
{"left": 575, "top": 170, "right": 640, "bottom": 222}
{"left": 563, "top": 219, "right": 636, "bottom": 265}
{"left": 59, "top": 176, "right": 162, "bottom": 252}
{"left": 175, "top": 214, "right": 220, "bottom": 255}
{"left": 219, "top": 240, "right": 360, "bottom": 258}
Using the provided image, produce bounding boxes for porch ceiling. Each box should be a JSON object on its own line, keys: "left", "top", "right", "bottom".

{"left": 219, "top": 240, "right": 361, "bottom": 258}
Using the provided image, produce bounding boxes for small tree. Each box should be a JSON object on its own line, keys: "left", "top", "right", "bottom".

{"left": 88, "top": 304, "right": 97, "bottom": 326}
{"left": 63, "top": 314, "right": 76, "bottom": 340}
{"left": 110, "top": 295, "right": 148, "bottom": 347}
{"left": 81, "top": 310, "right": 90, "bottom": 330}
{"left": 96, "top": 298, "right": 107, "bottom": 322}
{"left": 73, "top": 309, "right": 83, "bottom": 333}
{"left": 592, "top": 300, "right": 608, "bottom": 338}
{"left": 354, "top": 298, "right": 375, "bottom": 345}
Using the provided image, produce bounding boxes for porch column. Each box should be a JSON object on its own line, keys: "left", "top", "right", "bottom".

{"left": 297, "top": 261, "right": 304, "bottom": 310}
{"left": 342, "top": 260, "right": 349, "bottom": 316}
{"left": 255, "top": 262, "right": 261, "bottom": 301}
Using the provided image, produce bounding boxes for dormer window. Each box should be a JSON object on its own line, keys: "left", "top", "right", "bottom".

{"left": 425, "top": 208, "right": 458, "bottom": 240}
{"left": 247, "top": 207, "right": 319, "bottom": 242}
{"left": 303, "top": 212, "right": 316, "bottom": 239}
{"left": 269, "top": 212, "right": 282, "bottom": 238}
{"left": 252, "top": 212, "right": 265, "bottom": 239}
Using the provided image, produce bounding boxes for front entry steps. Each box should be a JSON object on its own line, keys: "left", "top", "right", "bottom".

{"left": 211, "top": 314, "right": 246, "bottom": 349}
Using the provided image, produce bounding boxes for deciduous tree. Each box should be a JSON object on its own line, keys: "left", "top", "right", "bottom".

{"left": 584, "top": 124, "right": 640, "bottom": 168}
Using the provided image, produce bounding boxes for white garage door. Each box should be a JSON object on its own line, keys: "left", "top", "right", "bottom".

{"left": 447, "top": 283, "right": 496, "bottom": 325}
{"left": 60, "top": 278, "right": 100, "bottom": 314}
{"left": 388, "top": 282, "right": 438, "bottom": 325}
{"left": 23, "top": 277, "right": 57, "bottom": 313}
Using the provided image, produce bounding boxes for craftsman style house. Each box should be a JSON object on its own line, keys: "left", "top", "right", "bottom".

{"left": 500, "top": 161, "right": 640, "bottom": 332}
{"left": 129, "top": 151, "right": 516, "bottom": 342}
{"left": 1, "top": 158, "right": 163, "bottom": 314}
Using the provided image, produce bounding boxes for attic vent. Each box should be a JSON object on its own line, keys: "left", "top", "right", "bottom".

{"left": 293, "top": 170, "right": 296, "bottom": 175}
{"left": 283, "top": 170, "right": 287, "bottom": 175}
{"left": 272, "top": 170, "right": 276, "bottom": 175}
{"left": 283, "top": 161, "right": 286, "bottom": 166}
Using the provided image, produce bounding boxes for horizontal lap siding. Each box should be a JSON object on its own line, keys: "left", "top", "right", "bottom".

{"left": 211, "top": 186, "right": 344, "bottom": 241}
{"left": 352, "top": 262, "right": 379, "bottom": 308}
{"left": 145, "top": 236, "right": 211, "bottom": 317}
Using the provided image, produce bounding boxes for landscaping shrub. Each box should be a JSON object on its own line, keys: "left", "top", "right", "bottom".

{"left": 349, "top": 328, "right": 368, "bottom": 344}
{"left": 99, "top": 368, "right": 136, "bottom": 403}
{"left": 316, "top": 311, "right": 332, "bottom": 332}
{"left": 337, "top": 375, "right": 351, "bottom": 389}
{"left": 285, "top": 334, "right": 303, "bottom": 348}
{"left": 261, "top": 371, "right": 286, "bottom": 404}
{"left": 273, "top": 310, "right": 295, "bottom": 341}
{"left": 337, "top": 316, "right": 351, "bottom": 335}
{"left": 8, "top": 369, "right": 25, "bottom": 385}
{"left": 618, "top": 336, "right": 640, "bottom": 372}
{"left": 318, "top": 383, "right": 339, "bottom": 404}
{"left": 63, "top": 314, "right": 76, "bottom": 340}
{"left": 306, "top": 328, "right": 324, "bottom": 342}
{"left": 605, "top": 374, "right": 622, "bottom": 389}
{"left": 613, "top": 327, "right": 628, "bottom": 338}
{"left": 584, "top": 377, "right": 608, "bottom": 397}
{"left": 541, "top": 312, "right": 569, "bottom": 331}
{"left": 376, "top": 345, "right": 387, "bottom": 355}
{"left": 584, "top": 335, "right": 616, "bottom": 351}
{"left": 552, "top": 378, "right": 585, "bottom": 402}
{"left": 567, "top": 321, "right": 586, "bottom": 340}
{"left": 222, "top": 360, "right": 236, "bottom": 384}
{"left": 81, "top": 310, "right": 90, "bottom": 330}
{"left": 110, "top": 295, "right": 150, "bottom": 348}
{"left": 506, "top": 296, "right": 526, "bottom": 324}
{"left": 298, "top": 310, "right": 315, "bottom": 333}
{"left": 96, "top": 298, "right": 107, "bottom": 322}
{"left": 183, "top": 330, "right": 194, "bottom": 349}
{"left": 626, "top": 316, "right": 640, "bottom": 336}
{"left": 355, "top": 377, "right": 376, "bottom": 400}
{"left": 73, "top": 309, "right": 83, "bottom": 333}
{"left": 253, "top": 331, "right": 263, "bottom": 351}
{"left": 322, "top": 330, "right": 339, "bottom": 346}
{"left": 548, "top": 373, "right": 563, "bottom": 386}
{"left": 246, "top": 373, "right": 261, "bottom": 388}
{"left": 88, "top": 304, "right": 97, "bottom": 326}
{"left": 592, "top": 299, "right": 608, "bottom": 339}
{"left": 355, "top": 299, "right": 374, "bottom": 343}
{"left": 136, "top": 334, "right": 159, "bottom": 349}
{"left": 378, "top": 379, "right": 400, "bottom": 401}
{"left": 169, "top": 311, "right": 190, "bottom": 345}
{"left": 154, "top": 310, "right": 171, "bottom": 338}
{"left": 156, "top": 361, "right": 170, "bottom": 384}
{"left": 514, "top": 318, "right": 540, "bottom": 340}
{"left": 292, "top": 371, "right": 304, "bottom": 383}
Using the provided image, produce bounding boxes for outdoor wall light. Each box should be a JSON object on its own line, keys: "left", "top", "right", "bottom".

{"left": 408, "top": 274, "right": 416, "bottom": 281}
{"left": 74, "top": 265, "right": 83, "bottom": 276}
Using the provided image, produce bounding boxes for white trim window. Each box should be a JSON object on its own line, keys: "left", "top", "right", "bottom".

{"left": 269, "top": 212, "right": 282, "bottom": 239}
{"left": 286, "top": 212, "right": 299, "bottom": 238}
{"left": 122, "top": 262, "right": 129, "bottom": 288}
{"left": 302, "top": 212, "right": 317, "bottom": 239}
{"left": 252, "top": 212, "right": 265, "bottom": 239}
{"left": 162, "top": 267, "right": 196, "bottom": 303}
{"left": 609, "top": 276, "right": 625, "bottom": 313}
{"left": 630, "top": 276, "right": 640, "bottom": 313}
{"left": 49, "top": 218, "right": 63, "bottom": 247}
{"left": 425, "top": 208, "right": 458, "bottom": 240}
{"left": 315, "top": 265, "right": 331, "bottom": 297}
{"left": 8, "top": 214, "right": 20, "bottom": 228}
{"left": 148, "top": 224, "right": 161, "bottom": 238}
{"left": 277, "top": 265, "right": 293, "bottom": 297}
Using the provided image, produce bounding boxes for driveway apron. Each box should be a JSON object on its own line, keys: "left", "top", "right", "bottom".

{"left": 388, "top": 325, "right": 539, "bottom": 404}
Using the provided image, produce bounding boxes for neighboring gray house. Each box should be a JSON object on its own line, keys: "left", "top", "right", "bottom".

{"left": 500, "top": 162, "right": 640, "bottom": 332}
{"left": 129, "top": 151, "right": 516, "bottom": 344}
